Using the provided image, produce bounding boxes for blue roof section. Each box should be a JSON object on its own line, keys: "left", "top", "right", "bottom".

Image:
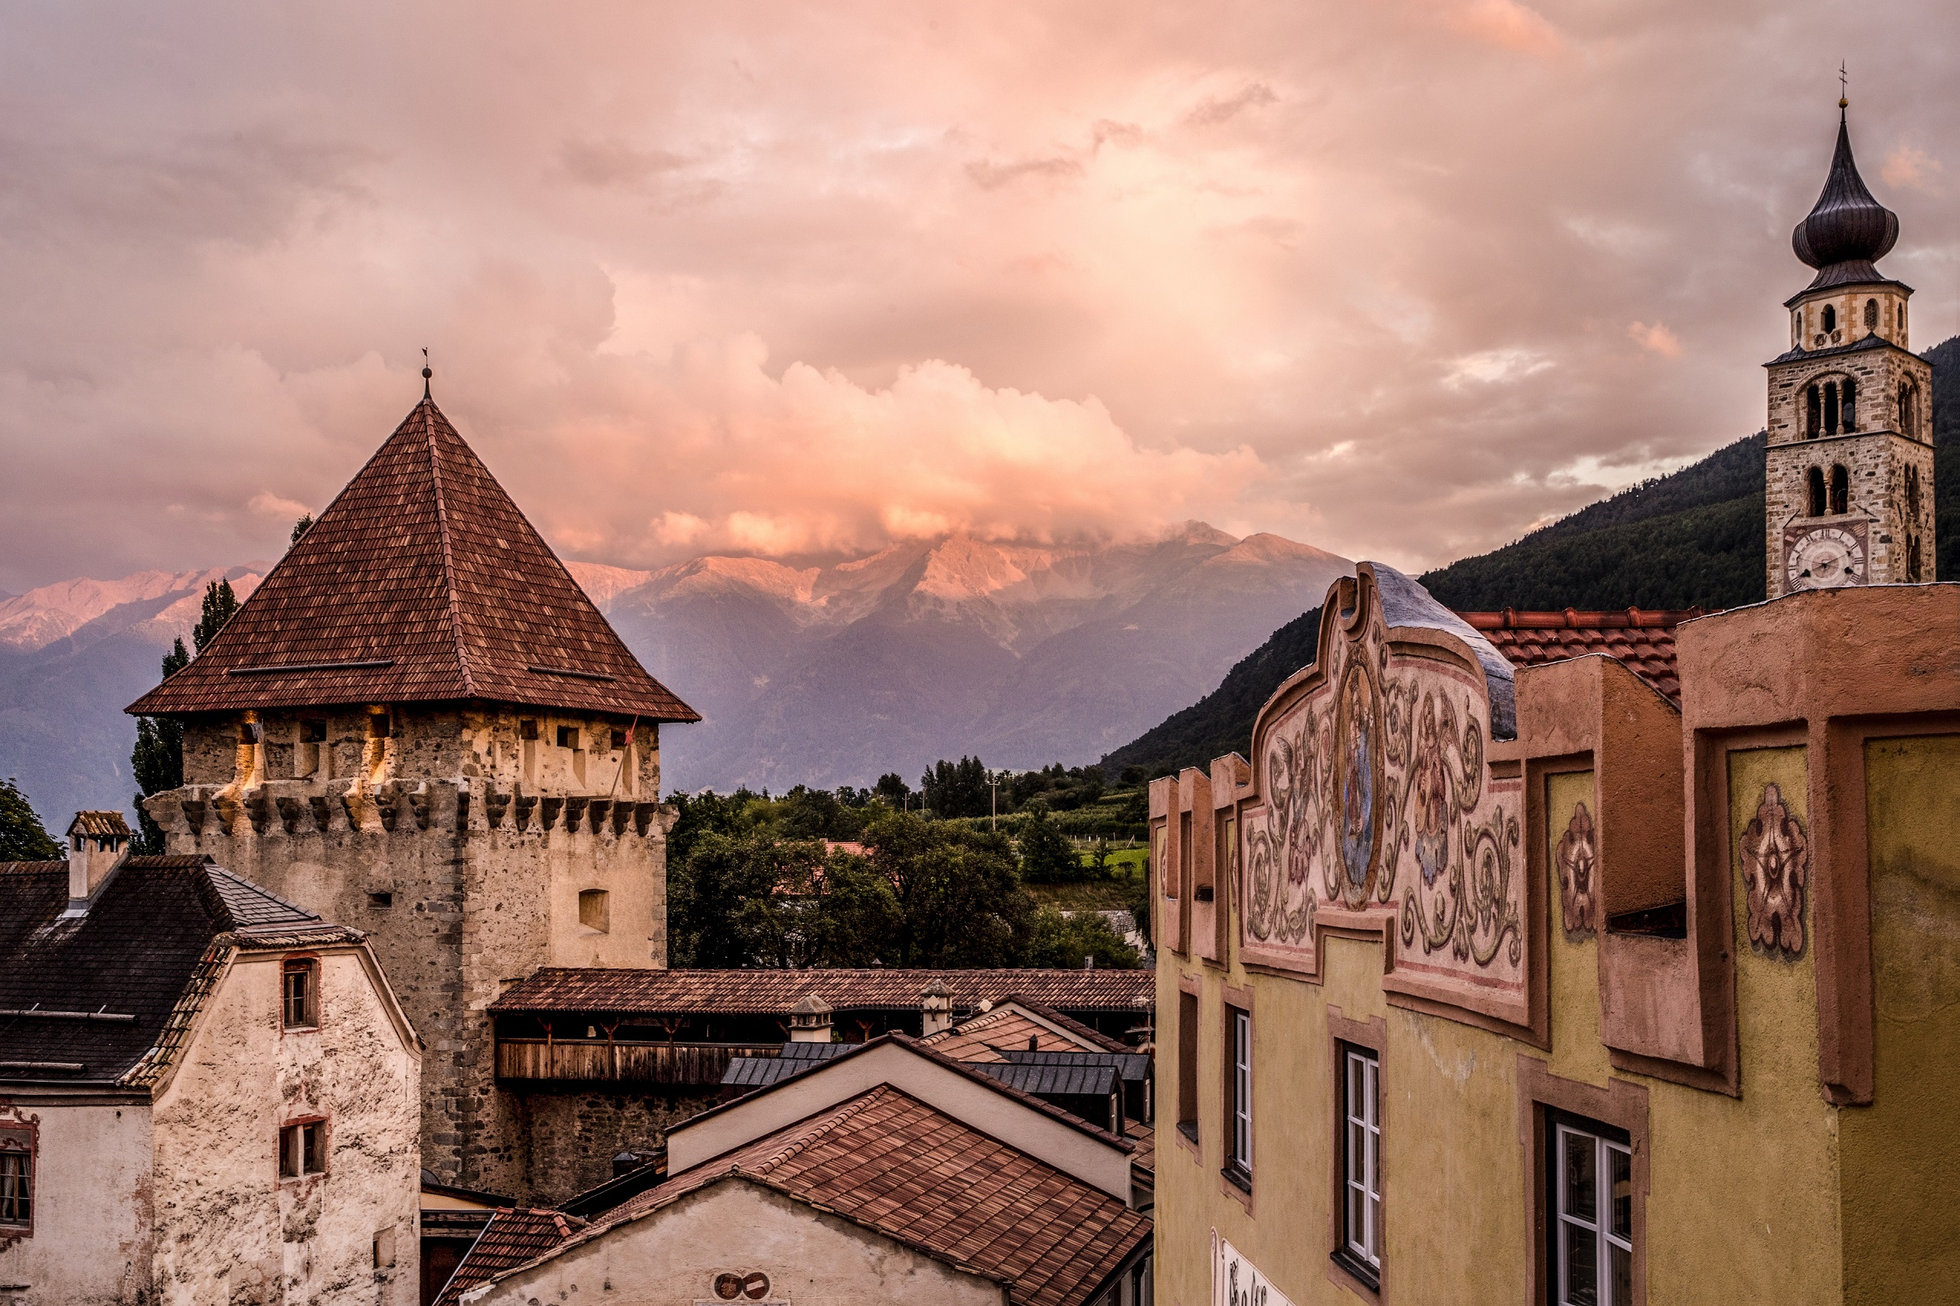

{"left": 1366, "top": 563, "right": 1517, "bottom": 740}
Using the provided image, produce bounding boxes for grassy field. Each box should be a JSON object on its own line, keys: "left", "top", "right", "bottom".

{"left": 1028, "top": 861, "right": 1146, "bottom": 914}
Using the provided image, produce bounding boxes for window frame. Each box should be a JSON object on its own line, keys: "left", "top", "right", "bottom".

{"left": 1174, "top": 981, "right": 1200, "bottom": 1151}
{"left": 1548, "top": 1111, "right": 1634, "bottom": 1306}
{"left": 1338, "top": 1044, "right": 1384, "bottom": 1282}
{"left": 1222, "top": 1000, "right": 1253, "bottom": 1193}
{"left": 278, "top": 1117, "right": 329, "bottom": 1181}
{"left": 0, "top": 1112, "right": 35, "bottom": 1239}
{"left": 1518, "top": 1058, "right": 1649, "bottom": 1306}
{"left": 282, "top": 956, "right": 319, "bottom": 1031}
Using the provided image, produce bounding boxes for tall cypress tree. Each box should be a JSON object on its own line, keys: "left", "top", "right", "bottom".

{"left": 130, "top": 580, "right": 240, "bottom": 853}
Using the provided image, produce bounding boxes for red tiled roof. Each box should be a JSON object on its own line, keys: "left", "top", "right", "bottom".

{"left": 490, "top": 967, "right": 1154, "bottom": 1016}
{"left": 544, "top": 1085, "right": 1150, "bottom": 1306}
{"left": 433, "top": 1207, "right": 586, "bottom": 1306}
{"left": 1459, "top": 607, "right": 1699, "bottom": 702}
{"left": 127, "top": 398, "right": 696, "bottom": 722}
{"left": 920, "top": 998, "right": 1126, "bottom": 1062}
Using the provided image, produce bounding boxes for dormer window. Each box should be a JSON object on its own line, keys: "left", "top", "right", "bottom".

{"left": 283, "top": 958, "right": 319, "bottom": 1029}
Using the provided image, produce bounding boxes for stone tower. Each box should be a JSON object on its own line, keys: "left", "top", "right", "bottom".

{"left": 1765, "top": 101, "right": 1936, "bottom": 599}
{"left": 127, "top": 394, "right": 698, "bottom": 1190}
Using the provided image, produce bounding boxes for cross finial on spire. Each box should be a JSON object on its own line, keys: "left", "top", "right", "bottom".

{"left": 421, "top": 347, "right": 432, "bottom": 400}
{"left": 1839, "top": 60, "right": 1848, "bottom": 113}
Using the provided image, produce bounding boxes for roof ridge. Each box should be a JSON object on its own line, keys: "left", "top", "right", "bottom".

{"left": 203, "top": 864, "right": 321, "bottom": 928}
{"left": 744, "top": 1085, "right": 894, "bottom": 1175}
{"left": 422, "top": 401, "right": 479, "bottom": 699}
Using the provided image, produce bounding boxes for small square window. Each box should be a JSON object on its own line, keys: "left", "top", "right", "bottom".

{"left": 278, "top": 1120, "right": 327, "bottom": 1179}
{"left": 579, "top": 889, "right": 610, "bottom": 933}
{"left": 556, "top": 725, "right": 579, "bottom": 749}
{"left": 520, "top": 719, "right": 539, "bottom": 741}
{"left": 282, "top": 959, "right": 318, "bottom": 1029}
{"left": 367, "top": 712, "right": 391, "bottom": 740}
{"left": 611, "top": 729, "right": 628, "bottom": 750}
{"left": 368, "top": 892, "right": 394, "bottom": 910}
{"left": 301, "top": 719, "right": 328, "bottom": 743}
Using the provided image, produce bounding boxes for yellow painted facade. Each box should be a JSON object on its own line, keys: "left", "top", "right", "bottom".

{"left": 1153, "top": 573, "right": 1960, "bottom": 1306}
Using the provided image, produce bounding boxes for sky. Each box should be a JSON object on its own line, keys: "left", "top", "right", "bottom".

{"left": 2, "top": 1, "right": 1955, "bottom": 594}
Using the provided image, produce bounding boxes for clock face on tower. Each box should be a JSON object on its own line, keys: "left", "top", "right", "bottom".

{"left": 1783, "top": 522, "right": 1868, "bottom": 590}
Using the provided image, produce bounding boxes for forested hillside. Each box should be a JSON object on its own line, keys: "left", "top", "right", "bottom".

{"left": 1103, "top": 335, "right": 1959, "bottom": 780}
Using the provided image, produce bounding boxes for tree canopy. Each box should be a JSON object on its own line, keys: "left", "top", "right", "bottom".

{"left": 0, "top": 777, "right": 61, "bottom": 862}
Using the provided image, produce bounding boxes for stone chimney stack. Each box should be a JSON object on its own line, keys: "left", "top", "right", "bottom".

{"left": 65, "top": 811, "right": 131, "bottom": 902}
{"left": 920, "top": 980, "right": 953, "bottom": 1038}
{"left": 788, "top": 994, "right": 834, "bottom": 1043}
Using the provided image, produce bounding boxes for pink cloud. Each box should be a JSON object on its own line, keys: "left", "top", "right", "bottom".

{"left": 1627, "top": 321, "right": 1683, "bottom": 358}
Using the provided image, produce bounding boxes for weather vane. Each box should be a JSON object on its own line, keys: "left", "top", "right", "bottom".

{"left": 1839, "top": 60, "right": 1848, "bottom": 110}
{"left": 422, "top": 347, "right": 432, "bottom": 399}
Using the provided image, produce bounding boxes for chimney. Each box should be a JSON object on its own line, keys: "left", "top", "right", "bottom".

{"left": 919, "top": 980, "right": 953, "bottom": 1038}
{"left": 787, "top": 994, "right": 833, "bottom": 1043}
{"left": 66, "top": 811, "right": 132, "bottom": 902}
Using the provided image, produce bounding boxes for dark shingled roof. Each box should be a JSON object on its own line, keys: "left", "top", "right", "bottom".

{"left": 520, "top": 1085, "right": 1150, "bottom": 1306}
{"left": 492, "top": 967, "right": 1154, "bottom": 1017}
{"left": 126, "top": 397, "right": 697, "bottom": 723}
{"left": 0, "top": 855, "right": 345, "bottom": 1088}
{"left": 1461, "top": 607, "right": 1693, "bottom": 703}
{"left": 1001, "top": 1048, "right": 1152, "bottom": 1084}
{"left": 975, "top": 1059, "right": 1120, "bottom": 1099}
{"left": 720, "top": 1040, "right": 851, "bottom": 1088}
{"left": 432, "top": 1207, "right": 587, "bottom": 1306}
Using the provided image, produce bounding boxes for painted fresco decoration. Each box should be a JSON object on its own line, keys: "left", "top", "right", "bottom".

{"left": 1741, "top": 782, "right": 1810, "bottom": 960}
{"left": 1213, "top": 1233, "right": 1298, "bottom": 1306}
{"left": 1557, "top": 801, "right": 1598, "bottom": 939}
{"left": 1241, "top": 565, "right": 1527, "bottom": 1009}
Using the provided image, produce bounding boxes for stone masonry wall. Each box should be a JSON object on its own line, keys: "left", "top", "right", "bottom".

{"left": 504, "top": 1087, "right": 722, "bottom": 1205}
{"left": 150, "top": 706, "right": 673, "bottom": 1196}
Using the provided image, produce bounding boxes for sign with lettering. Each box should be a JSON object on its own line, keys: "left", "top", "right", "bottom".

{"left": 1213, "top": 1232, "right": 1297, "bottom": 1306}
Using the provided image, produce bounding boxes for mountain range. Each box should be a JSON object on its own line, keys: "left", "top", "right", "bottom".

{"left": 0, "top": 528, "right": 1350, "bottom": 826}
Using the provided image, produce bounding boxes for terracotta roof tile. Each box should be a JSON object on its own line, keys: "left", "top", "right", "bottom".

{"left": 491, "top": 967, "right": 1154, "bottom": 1017}
{"left": 1458, "top": 607, "right": 1697, "bottom": 702}
{"left": 563, "top": 1086, "right": 1149, "bottom": 1306}
{"left": 127, "top": 398, "right": 696, "bottom": 723}
{"left": 433, "top": 1207, "right": 587, "bottom": 1306}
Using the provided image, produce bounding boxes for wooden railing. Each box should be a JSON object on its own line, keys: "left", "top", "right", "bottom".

{"left": 494, "top": 1038, "right": 779, "bottom": 1086}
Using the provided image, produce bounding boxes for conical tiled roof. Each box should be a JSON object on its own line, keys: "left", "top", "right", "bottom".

{"left": 128, "top": 398, "right": 697, "bottom": 722}
{"left": 1790, "top": 107, "right": 1901, "bottom": 294}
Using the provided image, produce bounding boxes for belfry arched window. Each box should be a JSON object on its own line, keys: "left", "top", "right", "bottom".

{"left": 1899, "top": 382, "right": 1919, "bottom": 439}
{"left": 1865, "top": 299, "right": 1879, "bottom": 331}
{"left": 1840, "top": 376, "right": 1857, "bottom": 431}
{"left": 1823, "top": 380, "right": 1841, "bottom": 435}
{"left": 1822, "top": 304, "right": 1837, "bottom": 334}
{"left": 1807, "top": 467, "right": 1827, "bottom": 517}
{"left": 1805, "top": 385, "right": 1821, "bottom": 437}
{"left": 1907, "top": 464, "right": 1922, "bottom": 517}
{"left": 1829, "top": 465, "right": 1849, "bottom": 516}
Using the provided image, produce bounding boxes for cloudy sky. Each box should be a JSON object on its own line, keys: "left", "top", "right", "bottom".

{"left": 2, "top": 1, "right": 1954, "bottom": 593}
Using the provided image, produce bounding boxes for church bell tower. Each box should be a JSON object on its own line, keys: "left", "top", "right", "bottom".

{"left": 1764, "top": 99, "right": 1935, "bottom": 599}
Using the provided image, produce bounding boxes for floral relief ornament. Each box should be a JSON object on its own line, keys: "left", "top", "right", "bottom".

{"left": 1740, "top": 782, "right": 1809, "bottom": 960}
{"left": 1556, "top": 800, "right": 1597, "bottom": 939}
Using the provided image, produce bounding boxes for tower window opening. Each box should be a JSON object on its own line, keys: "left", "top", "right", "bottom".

{"left": 1805, "top": 385, "right": 1821, "bottom": 438}
{"left": 1865, "top": 299, "right": 1878, "bottom": 331}
{"left": 301, "top": 720, "right": 327, "bottom": 743}
{"left": 1899, "top": 383, "right": 1918, "bottom": 439}
{"left": 1841, "top": 376, "right": 1857, "bottom": 432}
{"left": 1909, "top": 534, "right": 1924, "bottom": 583}
{"left": 520, "top": 719, "right": 539, "bottom": 741}
{"left": 556, "top": 725, "right": 578, "bottom": 749}
{"left": 1807, "top": 467, "right": 1827, "bottom": 517}
{"left": 1823, "top": 381, "right": 1840, "bottom": 436}
{"left": 1829, "top": 465, "right": 1849, "bottom": 516}
{"left": 1907, "top": 464, "right": 1922, "bottom": 517}
{"left": 1822, "top": 304, "right": 1837, "bottom": 333}
{"left": 367, "top": 712, "right": 390, "bottom": 740}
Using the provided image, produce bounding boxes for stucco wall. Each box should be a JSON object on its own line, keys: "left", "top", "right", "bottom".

{"left": 149, "top": 947, "right": 420, "bottom": 1306}
{"left": 0, "top": 1103, "right": 154, "bottom": 1305}
{"left": 463, "top": 1178, "right": 1004, "bottom": 1306}
{"left": 1153, "top": 746, "right": 1849, "bottom": 1304}
{"left": 1840, "top": 733, "right": 1960, "bottom": 1305}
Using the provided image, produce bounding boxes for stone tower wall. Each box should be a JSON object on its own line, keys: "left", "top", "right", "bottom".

{"left": 147, "top": 705, "right": 672, "bottom": 1194}
{"left": 1764, "top": 333, "right": 1936, "bottom": 598}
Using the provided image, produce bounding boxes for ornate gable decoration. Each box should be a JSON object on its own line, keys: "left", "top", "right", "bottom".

{"left": 1240, "top": 565, "right": 1528, "bottom": 1026}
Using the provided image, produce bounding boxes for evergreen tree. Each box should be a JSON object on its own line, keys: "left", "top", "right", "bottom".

{"left": 130, "top": 580, "right": 240, "bottom": 853}
{"left": 290, "top": 514, "right": 314, "bottom": 547}
{"left": 1016, "top": 804, "right": 1081, "bottom": 884}
{"left": 920, "top": 755, "right": 989, "bottom": 818}
{"left": 0, "top": 776, "right": 62, "bottom": 861}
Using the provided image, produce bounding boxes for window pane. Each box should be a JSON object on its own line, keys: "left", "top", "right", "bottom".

{"left": 1610, "top": 1242, "right": 1631, "bottom": 1305}
{"left": 1562, "top": 1224, "right": 1599, "bottom": 1306}
{"left": 1368, "top": 1192, "right": 1382, "bottom": 1262}
{"left": 1562, "top": 1130, "right": 1597, "bottom": 1223}
{"left": 1609, "top": 1145, "right": 1632, "bottom": 1240}
{"left": 1346, "top": 1182, "right": 1364, "bottom": 1250}
{"left": 1349, "top": 1120, "right": 1365, "bottom": 1176}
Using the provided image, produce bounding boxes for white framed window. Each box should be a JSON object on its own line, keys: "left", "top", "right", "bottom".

{"left": 1340, "top": 1045, "right": 1382, "bottom": 1275}
{"left": 1553, "top": 1119, "right": 1633, "bottom": 1306}
{"left": 1226, "top": 1007, "right": 1252, "bottom": 1180}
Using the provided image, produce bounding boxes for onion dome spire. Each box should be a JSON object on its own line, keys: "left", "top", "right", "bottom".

{"left": 1791, "top": 101, "right": 1899, "bottom": 292}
